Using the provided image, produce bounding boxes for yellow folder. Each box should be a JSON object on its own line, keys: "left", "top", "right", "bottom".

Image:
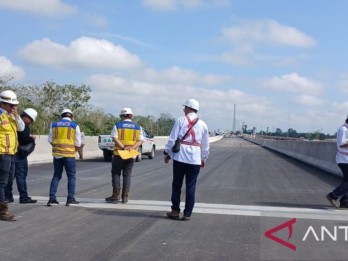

{"left": 118, "top": 149, "right": 139, "bottom": 159}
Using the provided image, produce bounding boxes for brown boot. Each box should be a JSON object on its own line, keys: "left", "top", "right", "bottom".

{"left": 122, "top": 188, "right": 129, "bottom": 204}
{"left": 166, "top": 210, "right": 180, "bottom": 220}
{"left": 0, "top": 203, "right": 17, "bottom": 221}
{"left": 105, "top": 187, "right": 120, "bottom": 202}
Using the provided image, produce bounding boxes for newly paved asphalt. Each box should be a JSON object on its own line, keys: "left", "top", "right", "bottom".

{"left": 1, "top": 137, "right": 348, "bottom": 261}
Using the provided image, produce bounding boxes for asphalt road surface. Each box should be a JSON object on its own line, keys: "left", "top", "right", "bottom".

{"left": 1, "top": 137, "right": 348, "bottom": 261}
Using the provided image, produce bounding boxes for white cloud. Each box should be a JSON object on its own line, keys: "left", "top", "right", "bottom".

{"left": 19, "top": 37, "right": 142, "bottom": 70}
{"left": 0, "top": 0, "right": 76, "bottom": 17}
{"left": 142, "top": 0, "right": 176, "bottom": 10}
{"left": 294, "top": 95, "right": 323, "bottom": 106}
{"left": 265, "top": 73, "right": 323, "bottom": 95}
{"left": 222, "top": 19, "right": 316, "bottom": 48}
{"left": 221, "top": 19, "right": 316, "bottom": 66}
{"left": 333, "top": 101, "right": 348, "bottom": 113}
{"left": 140, "top": 66, "right": 231, "bottom": 85}
{"left": 142, "top": 0, "right": 230, "bottom": 10}
{"left": 86, "top": 73, "right": 272, "bottom": 131}
{"left": 0, "top": 56, "right": 25, "bottom": 81}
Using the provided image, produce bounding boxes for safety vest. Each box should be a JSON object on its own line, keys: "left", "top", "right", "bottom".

{"left": 113, "top": 121, "right": 141, "bottom": 155}
{"left": 0, "top": 108, "right": 18, "bottom": 155}
{"left": 51, "top": 119, "right": 78, "bottom": 158}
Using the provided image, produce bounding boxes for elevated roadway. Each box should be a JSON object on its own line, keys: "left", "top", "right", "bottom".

{"left": 1, "top": 137, "right": 347, "bottom": 260}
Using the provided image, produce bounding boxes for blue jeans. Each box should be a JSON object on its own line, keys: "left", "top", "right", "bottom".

{"left": 14, "top": 155, "right": 29, "bottom": 200}
{"left": 171, "top": 160, "right": 201, "bottom": 217}
{"left": 0, "top": 154, "right": 15, "bottom": 203}
{"left": 333, "top": 163, "right": 348, "bottom": 203}
{"left": 49, "top": 157, "right": 76, "bottom": 200}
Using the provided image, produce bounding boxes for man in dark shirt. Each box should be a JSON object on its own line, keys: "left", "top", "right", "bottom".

{"left": 5, "top": 108, "right": 38, "bottom": 204}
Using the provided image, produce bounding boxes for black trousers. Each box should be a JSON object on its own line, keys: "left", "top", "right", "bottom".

{"left": 111, "top": 155, "right": 135, "bottom": 189}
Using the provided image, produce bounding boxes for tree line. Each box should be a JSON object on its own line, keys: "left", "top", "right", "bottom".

{"left": 0, "top": 80, "right": 175, "bottom": 136}
{"left": 242, "top": 124, "right": 335, "bottom": 141}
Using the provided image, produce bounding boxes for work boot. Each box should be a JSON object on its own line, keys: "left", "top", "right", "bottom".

{"left": 0, "top": 203, "right": 17, "bottom": 221}
{"left": 166, "top": 210, "right": 180, "bottom": 220}
{"left": 105, "top": 187, "right": 120, "bottom": 203}
{"left": 326, "top": 192, "right": 339, "bottom": 209}
{"left": 122, "top": 188, "right": 129, "bottom": 204}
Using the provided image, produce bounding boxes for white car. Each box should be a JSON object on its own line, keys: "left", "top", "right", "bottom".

{"left": 98, "top": 127, "right": 156, "bottom": 162}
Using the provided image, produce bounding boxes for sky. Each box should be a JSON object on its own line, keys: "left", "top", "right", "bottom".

{"left": 1, "top": 0, "right": 348, "bottom": 135}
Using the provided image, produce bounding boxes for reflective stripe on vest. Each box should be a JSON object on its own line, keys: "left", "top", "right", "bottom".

{"left": 51, "top": 119, "right": 77, "bottom": 157}
{"left": 180, "top": 116, "right": 200, "bottom": 147}
{"left": 0, "top": 110, "right": 18, "bottom": 155}
{"left": 113, "top": 121, "right": 141, "bottom": 155}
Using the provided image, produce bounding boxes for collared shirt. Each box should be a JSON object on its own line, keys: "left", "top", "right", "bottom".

{"left": 16, "top": 114, "right": 25, "bottom": 132}
{"left": 110, "top": 119, "right": 145, "bottom": 141}
{"left": 48, "top": 117, "right": 81, "bottom": 158}
{"left": 336, "top": 123, "right": 348, "bottom": 164}
{"left": 164, "top": 112, "right": 210, "bottom": 165}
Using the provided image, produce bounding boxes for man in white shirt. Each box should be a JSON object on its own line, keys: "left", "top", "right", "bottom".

{"left": 164, "top": 99, "right": 210, "bottom": 221}
{"left": 327, "top": 115, "right": 348, "bottom": 209}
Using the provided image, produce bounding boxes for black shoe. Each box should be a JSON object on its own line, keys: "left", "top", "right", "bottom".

{"left": 5, "top": 198, "right": 14, "bottom": 203}
{"left": 66, "top": 198, "right": 79, "bottom": 206}
{"left": 326, "top": 193, "right": 339, "bottom": 208}
{"left": 20, "top": 197, "right": 37, "bottom": 204}
{"left": 47, "top": 199, "right": 59, "bottom": 207}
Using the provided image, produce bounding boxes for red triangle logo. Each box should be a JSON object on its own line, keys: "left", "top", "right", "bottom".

{"left": 264, "top": 218, "right": 297, "bottom": 251}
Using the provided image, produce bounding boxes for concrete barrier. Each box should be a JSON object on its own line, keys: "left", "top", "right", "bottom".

{"left": 28, "top": 135, "right": 224, "bottom": 165}
{"left": 242, "top": 135, "right": 341, "bottom": 176}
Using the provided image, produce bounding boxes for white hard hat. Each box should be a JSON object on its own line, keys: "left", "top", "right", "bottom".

{"left": 61, "top": 108, "right": 73, "bottom": 116}
{"left": 183, "top": 98, "right": 199, "bottom": 111}
{"left": 24, "top": 108, "right": 37, "bottom": 122}
{"left": 120, "top": 107, "right": 133, "bottom": 115}
{"left": 0, "top": 90, "right": 19, "bottom": 105}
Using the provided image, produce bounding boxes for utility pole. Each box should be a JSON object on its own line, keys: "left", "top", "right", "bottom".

{"left": 232, "top": 103, "right": 236, "bottom": 132}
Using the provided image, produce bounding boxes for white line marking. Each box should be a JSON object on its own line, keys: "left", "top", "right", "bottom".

{"left": 19, "top": 196, "right": 348, "bottom": 221}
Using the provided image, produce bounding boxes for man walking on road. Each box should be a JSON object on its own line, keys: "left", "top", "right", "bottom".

{"left": 47, "top": 109, "right": 81, "bottom": 207}
{"left": 5, "top": 108, "right": 38, "bottom": 204}
{"left": 164, "top": 99, "right": 210, "bottom": 221}
{"left": 0, "top": 90, "right": 24, "bottom": 221}
{"left": 327, "top": 115, "right": 348, "bottom": 209}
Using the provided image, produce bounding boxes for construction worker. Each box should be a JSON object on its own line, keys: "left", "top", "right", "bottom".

{"left": 5, "top": 108, "right": 38, "bottom": 204}
{"left": 47, "top": 109, "right": 82, "bottom": 207}
{"left": 164, "top": 99, "right": 210, "bottom": 221}
{"left": 0, "top": 90, "right": 25, "bottom": 221}
{"left": 105, "top": 107, "right": 144, "bottom": 204}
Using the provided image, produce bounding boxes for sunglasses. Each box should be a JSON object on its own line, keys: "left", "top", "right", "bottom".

{"left": 5, "top": 103, "right": 17, "bottom": 108}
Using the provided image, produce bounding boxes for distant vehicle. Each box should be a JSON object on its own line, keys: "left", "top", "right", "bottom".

{"left": 98, "top": 128, "right": 156, "bottom": 162}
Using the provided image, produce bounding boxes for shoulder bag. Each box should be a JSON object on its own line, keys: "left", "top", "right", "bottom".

{"left": 172, "top": 118, "right": 199, "bottom": 153}
{"left": 18, "top": 142, "right": 36, "bottom": 157}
